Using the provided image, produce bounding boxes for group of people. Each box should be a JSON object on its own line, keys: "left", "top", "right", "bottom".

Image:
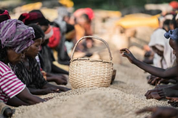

{"left": 121, "top": 3, "right": 178, "bottom": 118}
{"left": 2, "top": 1, "right": 178, "bottom": 118}
{"left": 0, "top": 4, "right": 94, "bottom": 118}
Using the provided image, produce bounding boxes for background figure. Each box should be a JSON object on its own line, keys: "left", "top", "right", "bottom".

{"left": 12, "top": 24, "right": 69, "bottom": 95}
{"left": 149, "top": 28, "right": 176, "bottom": 69}
{"left": 0, "top": 19, "right": 44, "bottom": 107}
{"left": 74, "top": 9, "right": 94, "bottom": 52}
{"left": 53, "top": 5, "right": 72, "bottom": 65}
{"left": 18, "top": 10, "right": 68, "bottom": 73}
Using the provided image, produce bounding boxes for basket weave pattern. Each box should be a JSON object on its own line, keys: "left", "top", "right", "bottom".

{"left": 69, "top": 36, "right": 113, "bottom": 89}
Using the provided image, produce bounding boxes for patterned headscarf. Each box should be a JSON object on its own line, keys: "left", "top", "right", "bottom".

{"left": 18, "top": 10, "right": 49, "bottom": 25}
{"left": 0, "top": 19, "right": 34, "bottom": 53}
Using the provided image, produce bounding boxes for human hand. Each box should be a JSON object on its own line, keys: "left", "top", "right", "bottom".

{"left": 120, "top": 48, "right": 136, "bottom": 63}
{"left": 157, "top": 79, "right": 170, "bottom": 85}
{"left": 145, "top": 89, "right": 165, "bottom": 100}
{"left": 44, "top": 87, "right": 60, "bottom": 94}
{"left": 166, "top": 97, "right": 178, "bottom": 107}
{"left": 53, "top": 75, "right": 67, "bottom": 85}
{"left": 136, "top": 106, "right": 178, "bottom": 118}
{"left": 147, "top": 75, "right": 160, "bottom": 85}
{"left": 58, "top": 86, "right": 71, "bottom": 92}
{"left": 43, "top": 97, "right": 53, "bottom": 102}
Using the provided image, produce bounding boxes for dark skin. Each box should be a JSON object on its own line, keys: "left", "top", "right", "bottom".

{"left": 147, "top": 75, "right": 176, "bottom": 86}
{"left": 151, "top": 46, "right": 164, "bottom": 57}
{"left": 45, "top": 73, "right": 67, "bottom": 85}
{"left": 120, "top": 39, "right": 178, "bottom": 101}
{"left": 147, "top": 75, "right": 161, "bottom": 86}
{"left": 7, "top": 48, "right": 26, "bottom": 65}
{"left": 136, "top": 106, "right": 178, "bottom": 118}
{"left": 167, "top": 97, "right": 178, "bottom": 107}
{"left": 7, "top": 88, "right": 44, "bottom": 107}
{"left": 5, "top": 48, "right": 44, "bottom": 107}
{"left": 36, "top": 23, "right": 68, "bottom": 84}
{"left": 120, "top": 39, "right": 178, "bottom": 79}
{"left": 143, "top": 49, "right": 176, "bottom": 86}
{"left": 147, "top": 44, "right": 177, "bottom": 85}
{"left": 24, "top": 39, "right": 70, "bottom": 95}
{"left": 145, "top": 88, "right": 165, "bottom": 100}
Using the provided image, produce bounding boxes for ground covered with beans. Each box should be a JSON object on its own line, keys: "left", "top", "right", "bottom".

{"left": 12, "top": 59, "right": 170, "bottom": 118}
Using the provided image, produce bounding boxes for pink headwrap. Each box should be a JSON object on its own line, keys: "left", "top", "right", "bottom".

{"left": 0, "top": 10, "right": 11, "bottom": 19}
{"left": 74, "top": 8, "right": 94, "bottom": 21}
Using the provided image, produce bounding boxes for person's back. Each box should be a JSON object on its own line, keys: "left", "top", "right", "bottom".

{"left": 40, "top": 43, "right": 54, "bottom": 73}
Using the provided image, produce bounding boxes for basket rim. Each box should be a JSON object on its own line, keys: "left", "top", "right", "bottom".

{"left": 70, "top": 58, "right": 113, "bottom": 64}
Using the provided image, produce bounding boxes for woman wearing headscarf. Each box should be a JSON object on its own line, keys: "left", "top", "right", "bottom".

{"left": 0, "top": 19, "right": 45, "bottom": 107}
{"left": 73, "top": 8, "right": 94, "bottom": 52}
{"left": 0, "top": 9, "right": 15, "bottom": 118}
{"left": 12, "top": 24, "right": 69, "bottom": 95}
{"left": 18, "top": 10, "right": 69, "bottom": 84}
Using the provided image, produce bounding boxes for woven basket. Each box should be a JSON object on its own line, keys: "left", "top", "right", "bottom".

{"left": 69, "top": 36, "right": 113, "bottom": 89}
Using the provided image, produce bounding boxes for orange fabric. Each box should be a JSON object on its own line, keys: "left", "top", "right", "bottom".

{"left": 84, "top": 23, "right": 92, "bottom": 36}
{"left": 48, "top": 27, "right": 61, "bottom": 48}
{"left": 75, "top": 24, "right": 85, "bottom": 41}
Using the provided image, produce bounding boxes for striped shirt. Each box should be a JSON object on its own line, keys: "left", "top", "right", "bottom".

{"left": 0, "top": 61, "right": 26, "bottom": 103}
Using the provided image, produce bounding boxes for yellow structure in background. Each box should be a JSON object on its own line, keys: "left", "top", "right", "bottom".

{"left": 105, "top": 11, "right": 122, "bottom": 17}
{"left": 116, "top": 14, "right": 160, "bottom": 28}
{"left": 21, "top": 2, "right": 42, "bottom": 12}
{"left": 41, "top": 8, "right": 58, "bottom": 21}
{"left": 95, "top": 10, "right": 122, "bottom": 18}
{"left": 59, "top": 0, "right": 74, "bottom": 8}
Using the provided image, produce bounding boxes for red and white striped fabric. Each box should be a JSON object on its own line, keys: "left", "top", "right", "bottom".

{"left": 0, "top": 61, "right": 26, "bottom": 103}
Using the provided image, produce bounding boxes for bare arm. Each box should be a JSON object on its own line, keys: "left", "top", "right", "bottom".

{"left": 43, "top": 83, "right": 70, "bottom": 92}
{"left": 16, "top": 87, "right": 44, "bottom": 105}
{"left": 120, "top": 48, "right": 177, "bottom": 78}
{"left": 133, "top": 59, "right": 177, "bottom": 78}
{"left": 28, "top": 88, "right": 51, "bottom": 95}
{"left": 7, "top": 97, "right": 28, "bottom": 107}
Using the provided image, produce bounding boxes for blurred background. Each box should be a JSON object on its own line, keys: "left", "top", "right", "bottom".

{"left": 0, "top": 0, "right": 175, "bottom": 10}
{"left": 0, "top": 0, "right": 178, "bottom": 64}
